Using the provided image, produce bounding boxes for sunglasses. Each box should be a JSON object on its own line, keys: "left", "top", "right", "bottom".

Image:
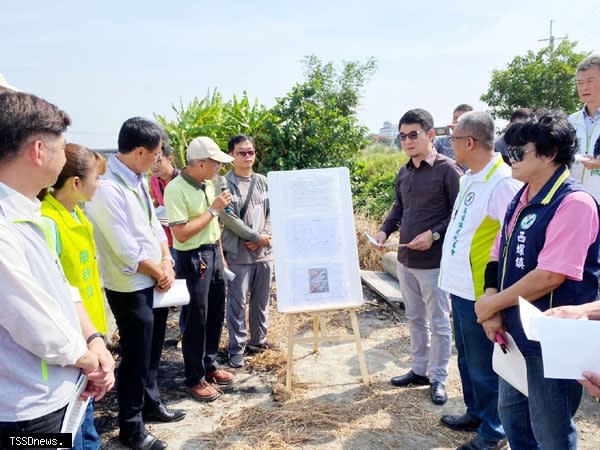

{"left": 508, "top": 146, "right": 534, "bottom": 162}
{"left": 235, "top": 150, "right": 255, "bottom": 157}
{"left": 398, "top": 130, "right": 426, "bottom": 141}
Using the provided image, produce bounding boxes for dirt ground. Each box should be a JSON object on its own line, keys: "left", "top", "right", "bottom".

{"left": 97, "top": 286, "right": 600, "bottom": 449}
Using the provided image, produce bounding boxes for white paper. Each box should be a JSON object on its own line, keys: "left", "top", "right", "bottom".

{"left": 363, "top": 232, "right": 401, "bottom": 248}
{"left": 152, "top": 279, "right": 190, "bottom": 308}
{"left": 518, "top": 297, "right": 600, "bottom": 380}
{"left": 60, "top": 373, "right": 90, "bottom": 448}
{"left": 539, "top": 317, "right": 600, "bottom": 379}
{"left": 492, "top": 332, "right": 528, "bottom": 396}
{"left": 518, "top": 297, "right": 544, "bottom": 342}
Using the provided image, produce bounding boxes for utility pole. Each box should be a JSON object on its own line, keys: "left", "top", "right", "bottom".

{"left": 538, "top": 20, "right": 568, "bottom": 49}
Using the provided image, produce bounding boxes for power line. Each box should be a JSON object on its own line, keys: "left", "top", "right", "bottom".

{"left": 538, "top": 19, "right": 568, "bottom": 49}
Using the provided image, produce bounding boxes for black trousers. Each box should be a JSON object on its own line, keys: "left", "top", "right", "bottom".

{"left": 0, "top": 405, "right": 66, "bottom": 450}
{"left": 105, "top": 286, "right": 168, "bottom": 439}
{"left": 176, "top": 245, "right": 226, "bottom": 387}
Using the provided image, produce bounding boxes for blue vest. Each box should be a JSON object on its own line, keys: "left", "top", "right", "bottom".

{"left": 498, "top": 166, "right": 600, "bottom": 356}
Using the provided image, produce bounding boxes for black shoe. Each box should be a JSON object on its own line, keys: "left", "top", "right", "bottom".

{"left": 441, "top": 413, "right": 481, "bottom": 432}
{"left": 390, "top": 370, "right": 430, "bottom": 387}
{"left": 245, "top": 342, "right": 278, "bottom": 354}
{"left": 120, "top": 431, "right": 168, "bottom": 450}
{"left": 142, "top": 403, "right": 186, "bottom": 423}
{"left": 430, "top": 381, "right": 447, "bottom": 405}
{"left": 458, "top": 435, "right": 508, "bottom": 450}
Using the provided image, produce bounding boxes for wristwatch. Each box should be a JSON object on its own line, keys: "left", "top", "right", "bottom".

{"left": 208, "top": 207, "right": 218, "bottom": 217}
{"left": 432, "top": 231, "right": 441, "bottom": 241}
{"left": 162, "top": 255, "right": 175, "bottom": 267}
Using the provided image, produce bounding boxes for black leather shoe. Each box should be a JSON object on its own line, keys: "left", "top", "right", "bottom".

{"left": 458, "top": 435, "right": 508, "bottom": 450}
{"left": 430, "top": 381, "right": 447, "bottom": 405}
{"left": 120, "top": 431, "right": 168, "bottom": 450}
{"left": 142, "top": 403, "right": 186, "bottom": 423}
{"left": 441, "top": 413, "right": 481, "bottom": 432}
{"left": 390, "top": 370, "right": 430, "bottom": 387}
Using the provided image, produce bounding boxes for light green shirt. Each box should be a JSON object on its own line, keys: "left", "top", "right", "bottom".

{"left": 164, "top": 171, "right": 220, "bottom": 251}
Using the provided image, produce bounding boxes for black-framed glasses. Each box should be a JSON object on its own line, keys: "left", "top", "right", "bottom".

{"left": 398, "top": 130, "right": 425, "bottom": 141}
{"left": 508, "top": 145, "right": 534, "bottom": 162}
{"left": 449, "top": 135, "right": 478, "bottom": 143}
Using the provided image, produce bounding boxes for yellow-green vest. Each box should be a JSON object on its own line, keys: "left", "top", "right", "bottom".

{"left": 41, "top": 194, "right": 107, "bottom": 333}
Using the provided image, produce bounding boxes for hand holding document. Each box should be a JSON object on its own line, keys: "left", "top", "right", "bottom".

{"left": 364, "top": 232, "right": 404, "bottom": 248}
{"left": 492, "top": 331, "right": 528, "bottom": 396}
{"left": 153, "top": 279, "right": 190, "bottom": 308}
{"left": 518, "top": 297, "right": 600, "bottom": 380}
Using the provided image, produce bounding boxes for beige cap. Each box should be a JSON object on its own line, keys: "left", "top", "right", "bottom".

{"left": 186, "top": 136, "right": 233, "bottom": 163}
{"left": 0, "top": 74, "right": 20, "bottom": 92}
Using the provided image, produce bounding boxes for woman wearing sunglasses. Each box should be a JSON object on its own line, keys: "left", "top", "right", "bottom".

{"left": 473, "top": 110, "right": 600, "bottom": 450}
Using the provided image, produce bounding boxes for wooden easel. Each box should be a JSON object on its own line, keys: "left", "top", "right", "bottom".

{"left": 285, "top": 307, "right": 370, "bottom": 390}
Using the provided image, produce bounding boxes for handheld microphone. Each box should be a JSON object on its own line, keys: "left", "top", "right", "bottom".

{"left": 218, "top": 177, "right": 234, "bottom": 214}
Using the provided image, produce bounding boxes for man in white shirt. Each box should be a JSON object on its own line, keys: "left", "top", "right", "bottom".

{"left": 0, "top": 92, "right": 113, "bottom": 448}
{"left": 86, "top": 118, "right": 184, "bottom": 450}
{"left": 569, "top": 54, "right": 600, "bottom": 196}
{"left": 438, "top": 112, "right": 521, "bottom": 450}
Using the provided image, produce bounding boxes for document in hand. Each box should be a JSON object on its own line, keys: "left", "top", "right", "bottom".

{"left": 519, "top": 297, "right": 600, "bottom": 380}
{"left": 60, "top": 373, "right": 90, "bottom": 449}
{"left": 152, "top": 279, "right": 190, "bottom": 308}
{"left": 492, "top": 331, "right": 528, "bottom": 396}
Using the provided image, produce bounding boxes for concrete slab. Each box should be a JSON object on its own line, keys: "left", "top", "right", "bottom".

{"left": 360, "top": 270, "right": 404, "bottom": 306}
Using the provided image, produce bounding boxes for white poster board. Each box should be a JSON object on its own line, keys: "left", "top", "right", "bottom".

{"left": 268, "top": 167, "right": 363, "bottom": 313}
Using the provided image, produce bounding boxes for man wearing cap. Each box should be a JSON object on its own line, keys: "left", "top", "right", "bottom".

{"left": 164, "top": 136, "right": 235, "bottom": 402}
{"left": 86, "top": 117, "right": 185, "bottom": 450}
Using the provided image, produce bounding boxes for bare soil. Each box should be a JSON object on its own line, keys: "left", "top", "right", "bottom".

{"left": 97, "top": 286, "right": 600, "bottom": 449}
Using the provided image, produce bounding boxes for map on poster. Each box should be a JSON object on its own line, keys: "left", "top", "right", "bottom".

{"left": 268, "top": 167, "right": 363, "bottom": 313}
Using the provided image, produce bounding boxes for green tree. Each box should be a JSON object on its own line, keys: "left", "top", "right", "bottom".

{"left": 481, "top": 40, "right": 589, "bottom": 119}
{"left": 263, "top": 55, "right": 377, "bottom": 171}
{"left": 156, "top": 90, "right": 272, "bottom": 168}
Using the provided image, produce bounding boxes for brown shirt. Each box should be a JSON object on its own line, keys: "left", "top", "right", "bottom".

{"left": 380, "top": 150, "right": 462, "bottom": 269}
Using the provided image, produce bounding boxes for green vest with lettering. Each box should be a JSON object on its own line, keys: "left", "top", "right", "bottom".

{"left": 41, "top": 194, "right": 107, "bottom": 333}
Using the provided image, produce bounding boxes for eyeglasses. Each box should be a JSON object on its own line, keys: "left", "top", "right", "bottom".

{"left": 508, "top": 145, "right": 534, "bottom": 162}
{"left": 398, "top": 130, "right": 425, "bottom": 141}
{"left": 235, "top": 150, "right": 255, "bottom": 157}
{"left": 449, "top": 135, "right": 478, "bottom": 143}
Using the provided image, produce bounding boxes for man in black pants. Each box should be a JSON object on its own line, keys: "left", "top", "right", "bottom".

{"left": 164, "top": 137, "right": 235, "bottom": 402}
{"left": 87, "top": 118, "right": 185, "bottom": 450}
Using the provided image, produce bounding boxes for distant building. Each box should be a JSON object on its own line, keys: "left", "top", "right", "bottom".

{"left": 379, "top": 121, "right": 397, "bottom": 140}
{"left": 92, "top": 148, "right": 117, "bottom": 157}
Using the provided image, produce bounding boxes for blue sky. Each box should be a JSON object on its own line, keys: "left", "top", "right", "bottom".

{"left": 2, "top": 1, "right": 598, "bottom": 148}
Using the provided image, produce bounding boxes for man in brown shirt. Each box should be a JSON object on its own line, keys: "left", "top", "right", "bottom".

{"left": 374, "top": 108, "right": 462, "bottom": 405}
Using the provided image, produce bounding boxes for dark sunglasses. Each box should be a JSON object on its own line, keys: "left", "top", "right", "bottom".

{"left": 235, "top": 150, "right": 255, "bottom": 157}
{"left": 508, "top": 145, "right": 534, "bottom": 162}
{"left": 398, "top": 130, "right": 425, "bottom": 141}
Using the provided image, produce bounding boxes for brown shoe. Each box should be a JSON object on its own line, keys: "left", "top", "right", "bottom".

{"left": 206, "top": 369, "right": 234, "bottom": 387}
{"left": 187, "top": 381, "right": 220, "bottom": 402}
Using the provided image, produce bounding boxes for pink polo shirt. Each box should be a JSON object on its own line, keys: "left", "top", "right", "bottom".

{"left": 491, "top": 186, "right": 598, "bottom": 280}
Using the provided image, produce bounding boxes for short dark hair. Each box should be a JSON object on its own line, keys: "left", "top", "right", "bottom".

{"left": 453, "top": 104, "right": 473, "bottom": 114}
{"left": 117, "top": 117, "right": 163, "bottom": 154}
{"left": 505, "top": 109, "right": 576, "bottom": 168}
{"left": 509, "top": 108, "right": 532, "bottom": 124}
{"left": 398, "top": 108, "right": 434, "bottom": 131}
{"left": 0, "top": 92, "right": 71, "bottom": 162}
{"left": 228, "top": 134, "right": 255, "bottom": 152}
{"left": 160, "top": 130, "right": 173, "bottom": 157}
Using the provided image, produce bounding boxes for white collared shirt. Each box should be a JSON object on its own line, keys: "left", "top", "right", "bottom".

{"left": 0, "top": 182, "right": 85, "bottom": 421}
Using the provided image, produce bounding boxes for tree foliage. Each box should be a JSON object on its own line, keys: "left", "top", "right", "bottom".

{"left": 263, "top": 55, "right": 377, "bottom": 171}
{"left": 481, "top": 41, "right": 589, "bottom": 119}
{"left": 156, "top": 90, "right": 272, "bottom": 168}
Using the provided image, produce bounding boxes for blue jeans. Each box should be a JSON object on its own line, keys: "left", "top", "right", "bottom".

{"left": 498, "top": 355, "right": 582, "bottom": 450}
{"left": 73, "top": 400, "right": 100, "bottom": 450}
{"left": 451, "top": 295, "right": 504, "bottom": 441}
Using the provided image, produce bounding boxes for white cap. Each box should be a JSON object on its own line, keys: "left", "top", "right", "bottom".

{"left": 186, "top": 136, "right": 233, "bottom": 163}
